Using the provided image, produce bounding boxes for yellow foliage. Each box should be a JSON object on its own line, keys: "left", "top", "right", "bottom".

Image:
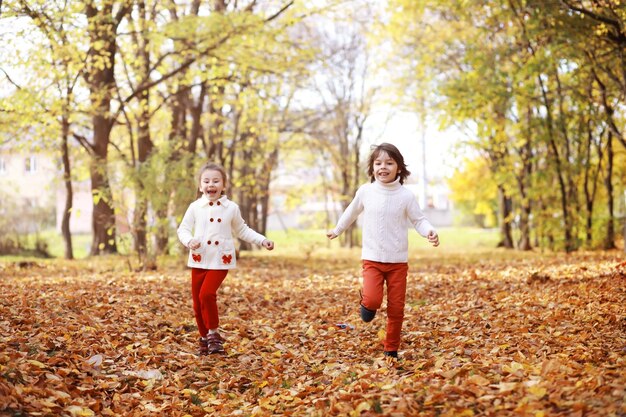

{"left": 448, "top": 157, "right": 497, "bottom": 227}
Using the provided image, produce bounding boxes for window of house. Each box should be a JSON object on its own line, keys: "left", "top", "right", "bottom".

{"left": 25, "top": 156, "right": 37, "bottom": 173}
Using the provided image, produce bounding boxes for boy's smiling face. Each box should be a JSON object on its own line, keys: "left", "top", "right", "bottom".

{"left": 199, "top": 169, "right": 225, "bottom": 201}
{"left": 372, "top": 151, "right": 399, "bottom": 183}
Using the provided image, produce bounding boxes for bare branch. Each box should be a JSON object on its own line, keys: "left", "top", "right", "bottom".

{"left": 0, "top": 68, "right": 22, "bottom": 89}
{"left": 73, "top": 133, "right": 96, "bottom": 156}
{"left": 266, "top": 1, "right": 293, "bottom": 23}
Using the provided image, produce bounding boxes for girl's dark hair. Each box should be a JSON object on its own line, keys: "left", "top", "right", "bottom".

{"left": 196, "top": 162, "right": 228, "bottom": 197}
{"left": 367, "top": 143, "right": 411, "bottom": 184}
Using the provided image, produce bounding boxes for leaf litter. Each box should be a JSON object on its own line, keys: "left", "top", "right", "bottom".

{"left": 0, "top": 252, "right": 624, "bottom": 416}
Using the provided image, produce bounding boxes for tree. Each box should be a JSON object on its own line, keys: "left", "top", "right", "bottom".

{"left": 3, "top": 0, "right": 89, "bottom": 259}
{"left": 384, "top": 0, "right": 626, "bottom": 251}
{"left": 300, "top": 4, "right": 378, "bottom": 248}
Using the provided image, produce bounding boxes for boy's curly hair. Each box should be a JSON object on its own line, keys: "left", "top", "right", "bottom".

{"left": 367, "top": 143, "right": 411, "bottom": 184}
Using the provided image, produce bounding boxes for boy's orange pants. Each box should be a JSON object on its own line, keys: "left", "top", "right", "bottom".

{"left": 361, "top": 260, "right": 409, "bottom": 352}
{"left": 191, "top": 268, "right": 228, "bottom": 337}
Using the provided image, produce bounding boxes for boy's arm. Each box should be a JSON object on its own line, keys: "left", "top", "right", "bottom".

{"left": 327, "top": 187, "right": 364, "bottom": 239}
{"left": 407, "top": 197, "right": 437, "bottom": 242}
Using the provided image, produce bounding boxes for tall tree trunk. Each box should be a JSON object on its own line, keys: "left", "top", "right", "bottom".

{"left": 60, "top": 114, "right": 74, "bottom": 260}
{"left": 188, "top": 83, "right": 206, "bottom": 156}
{"left": 90, "top": 158, "right": 116, "bottom": 255}
{"left": 157, "top": 87, "right": 189, "bottom": 254}
{"left": 583, "top": 123, "right": 594, "bottom": 246}
{"left": 582, "top": 121, "right": 604, "bottom": 248}
{"left": 497, "top": 185, "right": 514, "bottom": 248}
{"left": 603, "top": 131, "right": 616, "bottom": 249}
{"left": 537, "top": 74, "right": 574, "bottom": 252}
{"left": 133, "top": 0, "right": 154, "bottom": 264}
{"left": 205, "top": 0, "right": 228, "bottom": 165}
{"left": 517, "top": 109, "right": 532, "bottom": 251}
{"left": 237, "top": 145, "right": 253, "bottom": 251}
{"left": 85, "top": 2, "right": 130, "bottom": 255}
{"left": 134, "top": 92, "right": 154, "bottom": 264}
{"left": 554, "top": 69, "right": 579, "bottom": 251}
{"left": 90, "top": 97, "right": 117, "bottom": 255}
{"left": 259, "top": 148, "right": 278, "bottom": 235}
{"left": 207, "top": 84, "right": 226, "bottom": 163}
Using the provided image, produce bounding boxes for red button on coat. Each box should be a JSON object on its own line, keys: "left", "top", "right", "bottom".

{"left": 215, "top": 241, "right": 219, "bottom": 245}
{"left": 217, "top": 218, "right": 222, "bottom": 222}
{"left": 210, "top": 218, "right": 214, "bottom": 222}
{"left": 207, "top": 240, "right": 211, "bottom": 245}
{"left": 217, "top": 201, "right": 221, "bottom": 206}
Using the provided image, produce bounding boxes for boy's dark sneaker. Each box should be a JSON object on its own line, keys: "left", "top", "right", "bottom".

{"left": 384, "top": 351, "right": 398, "bottom": 358}
{"left": 360, "top": 304, "right": 376, "bottom": 322}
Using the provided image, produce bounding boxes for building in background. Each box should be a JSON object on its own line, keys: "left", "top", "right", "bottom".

{"left": 1, "top": 147, "right": 91, "bottom": 235}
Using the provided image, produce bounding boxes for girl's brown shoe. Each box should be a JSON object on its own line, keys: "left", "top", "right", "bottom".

{"left": 198, "top": 337, "right": 209, "bottom": 356}
{"left": 206, "top": 333, "right": 225, "bottom": 354}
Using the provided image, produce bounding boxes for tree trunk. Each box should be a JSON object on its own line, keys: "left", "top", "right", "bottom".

{"left": 537, "top": 73, "right": 574, "bottom": 252}
{"left": 497, "top": 185, "right": 514, "bottom": 248}
{"left": 85, "top": 2, "right": 130, "bottom": 255}
{"left": 188, "top": 82, "right": 206, "bottom": 155}
{"left": 207, "top": 84, "right": 226, "bottom": 164}
{"left": 517, "top": 111, "right": 532, "bottom": 251}
{"left": 60, "top": 114, "right": 74, "bottom": 260}
{"left": 134, "top": 94, "right": 154, "bottom": 264}
{"left": 518, "top": 202, "right": 532, "bottom": 251}
{"left": 237, "top": 146, "right": 253, "bottom": 251}
{"left": 90, "top": 106, "right": 117, "bottom": 255}
{"left": 133, "top": 1, "right": 155, "bottom": 267}
{"left": 604, "top": 131, "right": 616, "bottom": 249}
{"left": 90, "top": 158, "right": 117, "bottom": 255}
{"left": 259, "top": 148, "right": 278, "bottom": 236}
{"left": 583, "top": 124, "right": 594, "bottom": 246}
{"left": 339, "top": 139, "right": 357, "bottom": 248}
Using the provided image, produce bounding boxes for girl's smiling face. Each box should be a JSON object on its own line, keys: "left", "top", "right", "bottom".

{"left": 372, "top": 151, "right": 399, "bottom": 183}
{"left": 199, "top": 169, "right": 225, "bottom": 201}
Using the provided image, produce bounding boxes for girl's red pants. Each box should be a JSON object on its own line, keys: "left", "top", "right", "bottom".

{"left": 191, "top": 268, "right": 228, "bottom": 337}
{"left": 361, "top": 260, "right": 409, "bottom": 352}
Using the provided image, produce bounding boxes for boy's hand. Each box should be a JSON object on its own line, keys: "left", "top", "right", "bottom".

{"left": 428, "top": 231, "right": 439, "bottom": 247}
{"left": 188, "top": 239, "right": 201, "bottom": 250}
{"left": 262, "top": 239, "right": 274, "bottom": 250}
{"left": 326, "top": 231, "right": 338, "bottom": 240}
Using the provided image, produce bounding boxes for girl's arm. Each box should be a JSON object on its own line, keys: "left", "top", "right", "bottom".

{"left": 177, "top": 205, "right": 199, "bottom": 248}
{"left": 231, "top": 205, "right": 267, "bottom": 246}
{"left": 327, "top": 187, "right": 364, "bottom": 239}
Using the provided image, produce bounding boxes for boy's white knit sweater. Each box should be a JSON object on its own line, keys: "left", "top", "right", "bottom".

{"left": 332, "top": 178, "right": 435, "bottom": 263}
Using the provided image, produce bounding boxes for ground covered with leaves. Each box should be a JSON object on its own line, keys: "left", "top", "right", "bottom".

{"left": 0, "top": 250, "right": 625, "bottom": 416}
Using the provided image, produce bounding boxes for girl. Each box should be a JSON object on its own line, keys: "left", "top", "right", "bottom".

{"left": 327, "top": 143, "right": 439, "bottom": 358}
{"left": 178, "top": 162, "right": 274, "bottom": 355}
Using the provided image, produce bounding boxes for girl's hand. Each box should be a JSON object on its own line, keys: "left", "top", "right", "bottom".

{"left": 428, "top": 231, "right": 440, "bottom": 247}
{"left": 188, "top": 239, "right": 201, "bottom": 250}
{"left": 262, "top": 239, "right": 275, "bottom": 250}
{"left": 326, "top": 231, "right": 338, "bottom": 240}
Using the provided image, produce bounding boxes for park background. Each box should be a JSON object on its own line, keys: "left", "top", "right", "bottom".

{"left": 0, "top": 1, "right": 625, "bottom": 416}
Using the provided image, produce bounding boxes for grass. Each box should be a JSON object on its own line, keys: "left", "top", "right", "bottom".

{"left": 2, "top": 227, "right": 502, "bottom": 264}
{"left": 40, "top": 230, "right": 93, "bottom": 259}
{"left": 262, "top": 226, "right": 503, "bottom": 263}
{"left": 10, "top": 226, "right": 622, "bottom": 270}
{"left": 265, "top": 226, "right": 500, "bottom": 251}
